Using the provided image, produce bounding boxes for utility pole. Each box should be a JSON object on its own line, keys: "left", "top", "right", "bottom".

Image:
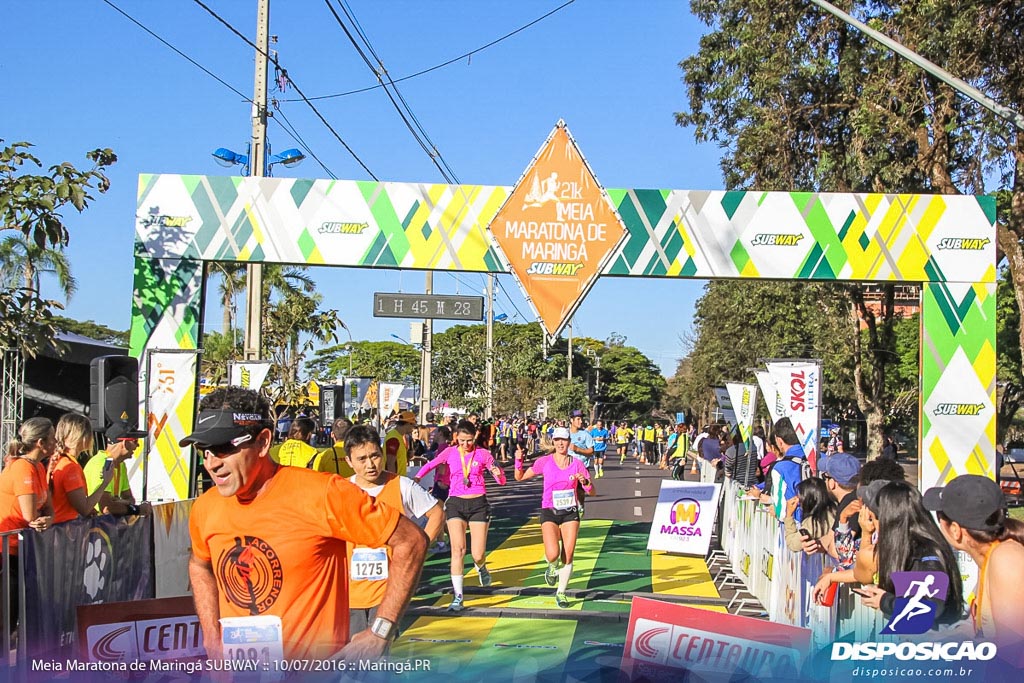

{"left": 420, "top": 273, "right": 432, "bottom": 424}
{"left": 567, "top": 321, "right": 573, "bottom": 381}
{"left": 485, "top": 274, "right": 494, "bottom": 419}
{"left": 243, "top": 0, "right": 269, "bottom": 361}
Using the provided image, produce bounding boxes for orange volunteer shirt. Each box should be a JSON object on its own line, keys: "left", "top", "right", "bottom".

{"left": 50, "top": 455, "right": 88, "bottom": 524}
{"left": 0, "top": 458, "right": 48, "bottom": 554}
{"left": 188, "top": 467, "right": 400, "bottom": 659}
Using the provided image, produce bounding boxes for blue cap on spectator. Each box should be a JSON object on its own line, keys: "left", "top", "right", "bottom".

{"left": 821, "top": 452, "right": 860, "bottom": 487}
{"left": 570, "top": 410, "right": 584, "bottom": 418}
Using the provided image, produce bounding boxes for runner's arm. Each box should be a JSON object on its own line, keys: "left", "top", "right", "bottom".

{"left": 342, "top": 516, "right": 427, "bottom": 658}
{"left": 412, "top": 452, "right": 444, "bottom": 482}
{"left": 189, "top": 556, "right": 223, "bottom": 659}
{"left": 422, "top": 502, "right": 444, "bottom": 542}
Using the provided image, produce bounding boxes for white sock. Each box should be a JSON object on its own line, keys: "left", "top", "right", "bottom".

{"left": 451, "top": 574, "right": 464, "bottom": 596}
{"left": 557, "top": 562, "right": 573, "bottom": 593}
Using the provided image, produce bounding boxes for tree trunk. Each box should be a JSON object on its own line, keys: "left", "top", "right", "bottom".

{"left": 865, "top": 409, "right": 886, "bottom": 460}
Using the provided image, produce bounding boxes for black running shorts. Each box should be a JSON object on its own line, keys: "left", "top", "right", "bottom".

{"left": 445, "top": 495, "right": 491, "bottom": 523}
{"left": 539, "top": 507, "right": 580, "bottom": 525}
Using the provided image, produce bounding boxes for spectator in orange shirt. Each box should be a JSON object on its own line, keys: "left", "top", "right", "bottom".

{"left": 1, "top": 417, "right": 56, "bottom": 633}
{"left": 48, "top": 413, "right": 118, "bottom": 523}
{"left": 185, "top": 387, "right": 427, "bottom": 662}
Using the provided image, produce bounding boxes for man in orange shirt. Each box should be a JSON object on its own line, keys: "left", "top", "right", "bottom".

{"left": 184, "top": 387, "right": 428, "bottom": 662}
{"left": 344, "top": 424, "right": 443, "bottom": 633}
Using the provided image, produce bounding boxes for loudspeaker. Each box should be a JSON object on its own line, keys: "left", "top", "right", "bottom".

{"left": 90, "top": 355, "right": 140, "bottom": 431}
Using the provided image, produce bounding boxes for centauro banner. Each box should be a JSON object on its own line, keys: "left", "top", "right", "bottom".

{"left": 488, "top": 121, "right": 627, "bottom": 337}
{"left": 765, "top": 360, "right": 822, "bottom": 472}
{"left": 725, "top": 382, "right": 758, "bottom": 443}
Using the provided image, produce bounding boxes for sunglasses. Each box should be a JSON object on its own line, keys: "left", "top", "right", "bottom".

{"left": 201, "top": 433, "right": 255, "bottom": 458}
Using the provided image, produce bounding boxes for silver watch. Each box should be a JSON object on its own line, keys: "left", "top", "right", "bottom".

{"left": 370, "top": 616, "right": 395, "bottom": 640}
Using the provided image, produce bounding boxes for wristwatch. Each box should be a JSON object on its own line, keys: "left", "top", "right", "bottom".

{"left": 370, "top": 617, "right": 396, "bottom": 640}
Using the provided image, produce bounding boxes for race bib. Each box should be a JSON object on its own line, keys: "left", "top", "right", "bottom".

{"left": 351, "top": 548, "right": 389, "bottom": 581}
{"left": 220, "top": 615, "right": 284, "bottom": 680}
{"left": 552, "top": 489, "right": 577, "bottom": 511}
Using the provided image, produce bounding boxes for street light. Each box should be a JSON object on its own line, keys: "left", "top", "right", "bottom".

{"left": 390, "top": 334, "right": 410, "bottom": 345}
{"left": 339, "top": 320, "right": 353, "bottom": 377}
{"left": 211, "top": 143, "right": 306, "bottom": 176}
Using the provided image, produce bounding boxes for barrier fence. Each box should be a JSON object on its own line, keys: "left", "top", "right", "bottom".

{"left": 2, "top": 470, "right": 964, "bottom": 674}
{"left": 697, "top": 457, "right": 884, "bottom": 651}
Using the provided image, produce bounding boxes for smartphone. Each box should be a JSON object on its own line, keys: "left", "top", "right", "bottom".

{"left": 798, "top": 529, "right": 812, "bottom": 539}
{"left": 103, "top": 458, "right": 114, "bottom": 475}
{"left": 851, "top": 587, "right": 871, "bottom": 597}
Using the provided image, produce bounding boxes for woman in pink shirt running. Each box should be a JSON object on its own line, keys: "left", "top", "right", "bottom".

{"left": 514, "top": 426, "right": 594, "bottom": 608}
{"left": 414, "top": 419, "right": 506, "bottom": 612}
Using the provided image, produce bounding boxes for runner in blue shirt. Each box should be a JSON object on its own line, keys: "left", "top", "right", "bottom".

{"left": 589, "top": 419, "right": 610, "bottom": 478}
{"left": 568, "top": 410, "right": 595, "bottom": 517}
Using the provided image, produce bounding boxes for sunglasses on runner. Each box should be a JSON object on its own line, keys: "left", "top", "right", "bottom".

{"left": 201, "top": 432, "right": 255, "bottom": 458}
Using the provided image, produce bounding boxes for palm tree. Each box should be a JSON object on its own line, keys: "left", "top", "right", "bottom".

{"left": 208, "top": 262, "right": 246, "bottom": 338}
{"left": 0, "top": 234, "right": 77, "bottom": 303}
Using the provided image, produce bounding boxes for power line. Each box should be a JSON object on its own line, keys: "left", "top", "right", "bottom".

{"left": 283, "top": 0, "right": 577, "bottom": 102}
{"left": 190, "top": 0, "right": 379, "bottom": 180}
{"left": 271, "top": 100, "right": 338, "bottom": 179}
{"left": 323, "top": 0, "right": 460, "bottom": 185}
{"left": 100, "top": 0, "right": 334, "bottom": 181}
{"left": 101, "top": 0, "right": 252, "bottom": 105}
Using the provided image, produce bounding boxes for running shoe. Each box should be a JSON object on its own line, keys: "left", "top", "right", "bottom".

{"left": 555, "top": 593, "right": 569, "bottom": 609}
{"left": 448, "top": 594, "right": 464, "bottom": 612}
{"left": 479, "top": 566, "right": 492, "bottom": 587}
{"left": 544, "top": 562, "right": 557, "bottom": 587}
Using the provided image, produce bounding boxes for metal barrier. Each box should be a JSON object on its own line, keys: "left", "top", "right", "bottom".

{"left": 715, "top": 474, "right": 886, "bottom": 646}
{"left": 1, "top": 529, "right": 27, "bottom": 679}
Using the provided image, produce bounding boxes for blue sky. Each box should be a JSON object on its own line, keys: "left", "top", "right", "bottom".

{"left": 5, "top": 0, "right": 725, "bottom": 375}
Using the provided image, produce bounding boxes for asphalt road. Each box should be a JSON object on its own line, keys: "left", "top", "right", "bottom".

{"left": 481, "top": 451, "right": 676, "bottom": 523}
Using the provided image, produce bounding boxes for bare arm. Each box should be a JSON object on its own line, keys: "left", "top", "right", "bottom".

{"left": 189, "top": 556, "right": 223, "bottom": 660}
{"left": 341, "top": 516, "right": 427, "bottom": 659}
{"left": 514, "top": 466, "right": 537, "bottom": 482}
{"left": 17, "top": 494, "right": 39, "bottom": 523}
{"left": 422, "top": 503, "right": 444, "bottom": 543}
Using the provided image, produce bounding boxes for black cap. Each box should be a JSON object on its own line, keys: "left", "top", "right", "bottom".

{"left": 179, "top": 409, "right": 269, "bottom": 448}
{"left": 106, "top": 421, "right": 147, "bottom": 440}
{"left": 923, "top": 475, "right": 1005, "bottom": 532}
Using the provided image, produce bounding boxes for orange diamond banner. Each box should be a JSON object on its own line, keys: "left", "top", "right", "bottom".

{"left": 488, "top": 122, "right": 627, "bottom": 337}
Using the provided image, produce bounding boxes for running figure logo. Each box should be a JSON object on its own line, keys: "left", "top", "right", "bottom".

{"left": 882, "top": 571, "right": 949, "bottom": 634}
{"left": 216, "top": 536, "right": 284, "bottom": 615}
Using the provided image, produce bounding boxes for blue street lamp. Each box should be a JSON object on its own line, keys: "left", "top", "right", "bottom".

{"left": 212, "top": 143, "right": 306, "bottom": 176}
{"left": 389, "top": 334, "right": 409, "bottom": 345}
{"left": 494, "top": 313, "right": 508, "bottom": 322}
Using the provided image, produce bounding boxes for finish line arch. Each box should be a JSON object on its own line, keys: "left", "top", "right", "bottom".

{"left": 130, "top": 135, "right": 996, "bottom": 501}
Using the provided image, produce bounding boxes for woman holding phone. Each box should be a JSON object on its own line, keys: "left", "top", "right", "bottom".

{"left": 414, "top": 420, "right": 506, "bottom": 612}
{"left": 513, "top": 427, "right": 594, "bottom": 608}
{"left": 48, "top": 413, "right": 116, "bottom": 523}
{"left": 848, "top": 481, "right": 963, "bottom": 628}
{"left": 783, "top": 476, "right": 836, "bottom": 552}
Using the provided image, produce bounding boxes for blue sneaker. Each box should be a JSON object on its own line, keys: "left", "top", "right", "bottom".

{"left": 448, "top": 594, "right": 464, "bottom": 612}
{"left": 478, "top": 566, "right": 492, "bottom": 587}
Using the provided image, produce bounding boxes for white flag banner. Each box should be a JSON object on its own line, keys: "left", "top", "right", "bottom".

{"left": 713, "top": 387, "right": 737, "bottom": 425}
{"left": 378, "top": 382, "right": 404, "bottom": 417}
{"left": 725, "top": 383, "right": 758, "bottom": 443}
{"left": 141, "top": 350, "right": 199, "bottom": 501}
{"left": 228, "top": 361, "right": 272, "bottom": 390}
{"left": 755, "top": 370, "right": 787, "bottom": 423}
{"left": 765, "top": 360, "right": 821, "bottom": 471}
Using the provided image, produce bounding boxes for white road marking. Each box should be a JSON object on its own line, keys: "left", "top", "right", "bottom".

{"left": 635, "top": 478, "right": 641, "bottom": 483}
{"left": 634, "top": 490, "right": 642, "bottom": 497}
{"left": 633, "top": 506, "right": 643, "bottom": 516}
